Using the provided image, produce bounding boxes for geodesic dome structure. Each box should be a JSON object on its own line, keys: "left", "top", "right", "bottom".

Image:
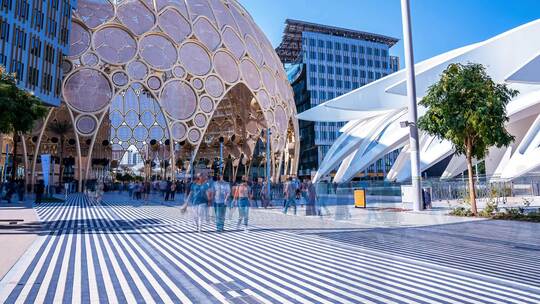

{"left": 26, "top": 0, "right": 299, "bottom": 186}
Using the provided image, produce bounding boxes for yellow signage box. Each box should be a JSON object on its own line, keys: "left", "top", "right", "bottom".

{"left": 354, "top": 189, "right": 366, "bottom": 208}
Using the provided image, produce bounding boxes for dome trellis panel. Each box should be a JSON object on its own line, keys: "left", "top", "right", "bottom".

{"left": 51, "top": 0, "right": 299, "bottom": 184}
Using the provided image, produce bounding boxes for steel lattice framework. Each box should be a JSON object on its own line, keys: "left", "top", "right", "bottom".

{"left": 23, "top": 0, "right": 299, "bottom": 188}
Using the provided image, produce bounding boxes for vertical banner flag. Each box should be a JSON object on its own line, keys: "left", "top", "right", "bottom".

{"left": 41, "top": 154, "right": 51, "bottom": 188}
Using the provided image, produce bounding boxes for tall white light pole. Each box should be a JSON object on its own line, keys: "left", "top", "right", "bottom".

{"left": 401, "top": 0, "right": 423, "bottom": 211}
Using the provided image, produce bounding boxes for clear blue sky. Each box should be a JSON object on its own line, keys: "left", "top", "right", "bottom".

{"left": 240, "top": 0, "right": 540, "bottom": 65}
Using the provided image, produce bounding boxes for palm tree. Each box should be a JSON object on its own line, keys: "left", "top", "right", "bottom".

{"left": 0, "top": 66, "right": 47, "bottom": 180}
{"left": 47, "top": 119, "right": 73, "bottom": 184}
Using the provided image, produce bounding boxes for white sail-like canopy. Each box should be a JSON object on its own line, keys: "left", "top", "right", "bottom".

{"left": 299, "top": 19, "right": 540, "bottom": 182}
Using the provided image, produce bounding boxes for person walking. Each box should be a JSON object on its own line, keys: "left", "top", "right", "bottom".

{"left": 213, "top": 175, "right": 231, "bottom": 232}
{"left": 164, "top": 178, "right": 172, "bottom": 201}
{"left": 234, "top": 176, "right": 252, "bottom": 232}
{"left": 283, "top": 177, "right": 297, "bottom": 215}
{"left": 170, "top": 180, "right": 177, "bottom": 201}
{"left": 305, "top": 178, "right": 317, "bottom": 216}
{"left": 17, "top": 180, "right": 25, "bottom": 202}
{"left": 228, "top": 182, "right": 238, "bottom": 220}
{"left": 64, "top": 181, "right": 70, "bottom": 200}
{"left": 35, "top": 180, "right": 45, "bottom": 204}
{"left": 261, "top": 179, "right": 271, "bottom": 208}
{"left": 182, "top": 173, "right": 213, "bottom": 232}
{"left": 5, "top": 180, "right": 15, "bottom": 204}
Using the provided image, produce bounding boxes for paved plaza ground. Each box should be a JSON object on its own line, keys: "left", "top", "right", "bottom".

{"left": 0, "top": 193, "right": 539, "bottom": 303}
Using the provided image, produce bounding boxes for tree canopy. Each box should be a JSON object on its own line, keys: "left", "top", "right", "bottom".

{"left": 418, "top": 62, "right": 518, "bottom": 214}
{"left": 0, "top": 66, "right": 48, "bottom": 135}
{"left": 418, "top": 63, "right": 517, "bottom": 159}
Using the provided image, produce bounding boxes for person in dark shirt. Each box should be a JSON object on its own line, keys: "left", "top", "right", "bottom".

{"left": 35, "top": 180, "right": 45, "bottom": 204}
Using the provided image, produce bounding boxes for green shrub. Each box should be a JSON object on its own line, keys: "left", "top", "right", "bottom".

{"left": 449, "top": 206, "right": 474, "bottom": 217}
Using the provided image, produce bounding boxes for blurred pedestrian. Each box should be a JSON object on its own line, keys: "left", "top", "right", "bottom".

{"left": 234, "top": 176, "right": 252, "bottom": 231}
{"left": 213, "top": 175, "right": 230, "bottom": 232}
{"left": 283, "top": 177, "right": 297, "bottom": 215}
{"left": 35, "top": 180, "right": 45, "bottom": 204}
{"left": 182, "top": 173, "right": 213, "bottom": 232}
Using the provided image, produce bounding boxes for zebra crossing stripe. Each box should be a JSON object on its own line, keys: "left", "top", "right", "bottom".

{"left": 2, "top": 195, "right": 540, "bottom": 304}
{"left": 104, "top": 201, "right": 476, "bottom": 302}
{"left": 112, "top": 204, "right": 399, "bottom": 304}
{"left": 107, "top": 199, "right": 540, "bottom": 304}
{"left": 103, "top": 203, "right": 294, "bottom": 303}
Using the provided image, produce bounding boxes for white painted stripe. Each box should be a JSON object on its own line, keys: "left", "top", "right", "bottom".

{"left": 107, "top": 230, "right": 170, "bottom": 303}
{"left": 26, "top": 201, "right": 76, "bottom": 303}
{"left": 112, "top": 205, "right": 332, "bottom": 304}
{"left": 72, "top": 224, "right": 82, "bottom": 304}
{"left": 89, "top": 217, "right": 119, "bottom": 303}
{"left": 255, "top": 229, "right": 540, "bottom": 302}
{"left": 115, "top": 230, "right": 193, "bottom": 304}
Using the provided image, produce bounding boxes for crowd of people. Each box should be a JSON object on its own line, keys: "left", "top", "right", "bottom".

{"left": 2, "top": 171, "right": 329, "bottom": 233}
{"left": 0, "top": 179, "right": 26, "bottom": 203}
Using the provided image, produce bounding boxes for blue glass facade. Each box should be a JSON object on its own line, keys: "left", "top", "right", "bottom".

{"left": 0, "top": 0, "right": 75, "bottom": 106}
{"left": 300, "top": 31, "right": 399, "bottom": 174}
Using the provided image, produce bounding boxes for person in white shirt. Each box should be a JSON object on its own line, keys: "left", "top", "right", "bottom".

{"left": 64, "top": 182, "right": 70, "bottom": 200}
{"left": 213, "top": 175, "right": 231, "bottom": 232}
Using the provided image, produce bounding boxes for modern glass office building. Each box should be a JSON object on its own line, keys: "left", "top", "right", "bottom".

{"left": 0, "top": 0, "right": 75, "bottom": 106}
{"left": 277, "top": 19, "right": 399, "bottom": 178}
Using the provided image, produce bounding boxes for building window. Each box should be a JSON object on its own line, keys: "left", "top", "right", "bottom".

{"left": 345, "top": 81, "right": 351, "bottom": 89}
{"left": 328, "top": 92, "right": 335, "bottom": 99}
{"left": 319, "top": 78, "right": 326, "bottom": 86}
{"left": 309, "top": 51, "right": 316, "bottom": 59}
{"left": 343, "top": 43, "right": 349, "bottom": 51}
{"left": 374, "top": 48, "right": 380, "bottom": 56}
{"left": 327, "top": 66, "right": 333, "bottom": 74}
{"left": 335, "top": 55, "right": 341, "bottom": 63}
{"left": 343, "top": 56, "right": 350, "bottom": 64}
{"left": 382, "top": 49, "right": 388, "bottom": 57}
{"left": 334, "top": 42, "right": 341, "bottom": 50}
{"left": 352, "top": 69, "right": 358, "bottom": 77}
{"left": 326, "top": 53, "right": 333, "bottom": 62}
{"left": 368, "top": 59, "right": 373, "bottom": 67}
{"left": 327, "top": 79, "right": 334, "bottom": 87}
{"left": 353, "top": 81, "right": 360, "bottom": 88}
{"left": 360, "top": 70, "right": 366, "bottom": 78}
{"left": 310, "top": 64, "right": 316, "bottom": 72}
{"left": 309, "top": 38, "right": 315, "bottom": 47}
{"left": 336, "top": 80, "right": 343, "bottom": 88}
{"left": 376, "top": 72, "right": 381, "bottom": 79}
{"left": 318, "top": 65, "right": 325, "bottom": 73}
{"left": 318, "top": 40, "right": 324, "bottom": 47}
{"left": 359, "top": 46, "right": 365, "bottom": 54}
{"left": 344, "top": 68, "right": 350, "bottom": 76}
{"left": 319, "top": 90, "right": 326, "bottom": 99}
{"left": 310, "top": 77, "right": 317, "bottom": 85}
{"left": 310, "top": 90, "right": 317, "bottom": 99}
{"left": 351, "top": 57, "right": 358, "bottom": 65}
{"left": 351, "top": 45, "right": 357, "bottom": 52}
{"left": 382, "top": 61, "right": 388, "bottom": 69}
{"left": 375, "top": 60, "right": 380, "bottom": 68}
{"left": 368, "top": 71, "right": 374, "bottom": 79}
{"left": 318, "top": 52, "right": 325, "bottom": 60}
{"left": 326, "top": 40, "right": 332, "bottom": 49}
{"left": 336, "top": 67, "right": 342, "bottom": 75}
{"left": 360, "top": 58, "right": 365, "bottom": 66}
{"left": 367, "top": 47, "right": 373, "bottom": 55}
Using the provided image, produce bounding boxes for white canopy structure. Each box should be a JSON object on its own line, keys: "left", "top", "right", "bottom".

{"left": 298, "top": 19, "right": 540, "bottom": 182}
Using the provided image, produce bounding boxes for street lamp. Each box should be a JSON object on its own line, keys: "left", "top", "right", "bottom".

{"left": 266, "top": 128, "right": 271, "bottom": 198}
{"left": 401, "top": 0, "right": 423, "bottom": 211}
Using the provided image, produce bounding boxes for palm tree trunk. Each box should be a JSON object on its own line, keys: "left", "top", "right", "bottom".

{"left": 466, "top": 140, "right": 477, "bottom": 215}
